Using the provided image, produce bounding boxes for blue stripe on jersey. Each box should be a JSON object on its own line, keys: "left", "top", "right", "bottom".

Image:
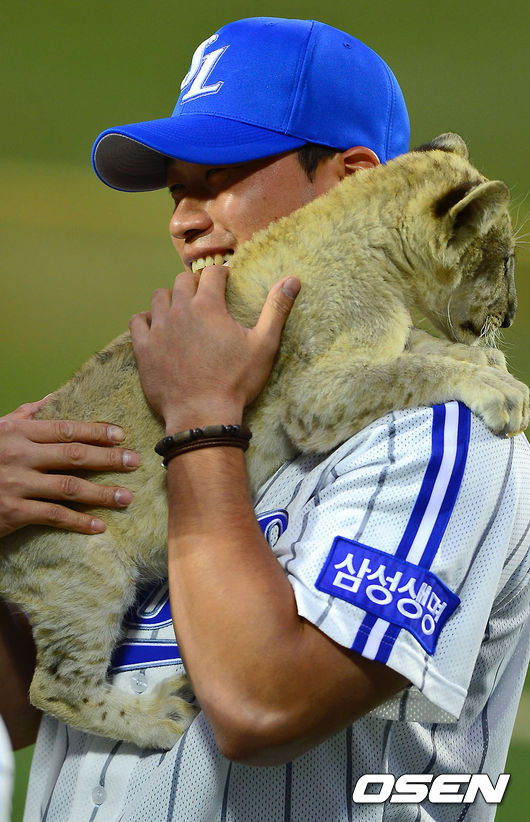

{"left": 109, "top": 639, "right": 182, "bottom": 673}
{"left": 350, "top": 402, "right": 471, "bottom": 661}
{"left": 350, "top": 613, "right": 378, "bottom": 655}
{"left": 374, "top": 623, "right": 401, "bottom": 664}
{"left": 394, "top": 404, "right": 447, "bottom": 560}
{"left": 418, "top": 403, "right": 470, "bottom": 569}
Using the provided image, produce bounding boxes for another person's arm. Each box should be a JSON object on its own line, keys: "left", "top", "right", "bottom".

{"left": 0, "top": 399, "right": 140, "bottom": 747}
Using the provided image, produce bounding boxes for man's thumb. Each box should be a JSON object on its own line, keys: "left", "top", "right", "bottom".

{"left": 257, "top": 277, "right": 301, "bottom": 341}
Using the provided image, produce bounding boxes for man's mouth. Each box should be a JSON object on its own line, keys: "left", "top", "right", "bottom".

{"left": 191, "top": 252, "right": 234, "bottom": 274}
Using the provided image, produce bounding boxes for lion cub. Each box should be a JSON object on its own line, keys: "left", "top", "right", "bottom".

{"left": 0, "top": 133, "right": 528, "bottom": 750}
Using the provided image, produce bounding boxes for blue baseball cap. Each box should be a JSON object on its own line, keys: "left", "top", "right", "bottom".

{"left": 92, "top": 17, "right": 410, "bottom": 192}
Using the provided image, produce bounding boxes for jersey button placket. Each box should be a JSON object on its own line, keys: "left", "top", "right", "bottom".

{"left": 130, "top": 670, "right": 148, "bottom": 693}
{"left": 92, "top": 784, "right": 107, "bottom": 805}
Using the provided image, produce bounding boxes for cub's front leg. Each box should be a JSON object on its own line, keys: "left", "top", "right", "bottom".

{"left": 407, "top": 327, "right": 507, "bottom": 370}
{"left": 280, "top": 339, "right": 529, "bottom": 454}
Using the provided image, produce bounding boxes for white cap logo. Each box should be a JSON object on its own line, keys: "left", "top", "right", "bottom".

{"left": 180, "top": 34, "right": 229, "bottom": 102}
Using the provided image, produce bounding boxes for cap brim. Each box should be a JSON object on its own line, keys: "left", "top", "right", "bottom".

{"left": 91, "top": 114, "right": 307, "bottom": 191}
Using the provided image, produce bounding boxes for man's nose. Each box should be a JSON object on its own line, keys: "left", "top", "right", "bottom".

{"left": 169, "top": 198, "right": 213, "bottom": 240}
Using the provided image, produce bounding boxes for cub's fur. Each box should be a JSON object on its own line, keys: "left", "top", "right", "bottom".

{"left": 0, "top": 134, "right": 528, "bottom": 750}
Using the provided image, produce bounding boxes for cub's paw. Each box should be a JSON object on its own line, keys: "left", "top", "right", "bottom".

{"left": 407, "top": 329, "right": 507, "bottom": 370}
{"left": 466, "top": 369, "right": 529, "bottom": 437}
{"left": 480, "top": 346, "right": 507, "bottom": 371}
{"left": 442, "top": 343, "right": 505, "bottom": 369}
{"left": 135, "top": 674, "right": 198, "bottom": 750}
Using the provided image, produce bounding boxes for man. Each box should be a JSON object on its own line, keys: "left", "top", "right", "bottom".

{"left": 1, "top": 17, "right": 528, "bottom": 822}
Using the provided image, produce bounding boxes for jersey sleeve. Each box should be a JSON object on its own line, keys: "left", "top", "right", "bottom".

{"left": 269, "top": 402, "right": 530, "bottom": 723}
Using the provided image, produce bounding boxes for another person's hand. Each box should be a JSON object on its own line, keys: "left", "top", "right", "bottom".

{"left": 129, "top": 266, "right": 300, "bottom": 432}
{"left": 0, "top": 397, "right": 140, "bottom": 537}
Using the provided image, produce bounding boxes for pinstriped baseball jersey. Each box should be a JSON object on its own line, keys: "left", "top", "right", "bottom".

{"left": 23, "top": 404, "right": 530, "bottom": 822}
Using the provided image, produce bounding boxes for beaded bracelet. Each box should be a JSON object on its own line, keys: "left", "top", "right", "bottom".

{"left": 154, "top": 424, "right": 252, "bottom": 468}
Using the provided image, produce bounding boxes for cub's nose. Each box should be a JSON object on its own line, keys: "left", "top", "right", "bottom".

{"left": 501, "top": 308, "right": 516, "bottom": 328}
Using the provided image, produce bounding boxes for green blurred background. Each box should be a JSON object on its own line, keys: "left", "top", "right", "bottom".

{"left": 2, "top": 1, "right": 528, "bottom": 819}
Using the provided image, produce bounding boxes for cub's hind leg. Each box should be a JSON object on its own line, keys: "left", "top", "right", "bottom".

{"left": 30, "top": 662, "right": 197, "bottom": 750}
{"left": 22, "top": 533, "right": 195, "bottom": 749}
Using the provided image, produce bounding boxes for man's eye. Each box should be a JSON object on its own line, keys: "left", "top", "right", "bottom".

{"left": 169, "top": 186, "right": 184, "bottom": 210}
{"left": 206, "top": 168, "right": 229, "bottom": 185}
{"left": 207, "top": 165, "right": 244, "bottom": 187}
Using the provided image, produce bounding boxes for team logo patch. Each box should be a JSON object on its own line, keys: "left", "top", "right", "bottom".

{"left": 109, "top": 583, "right": 181, "bottom": 674}
{"left": 257, "top": 509, "right": 288, "bottom": 546}
{"left": 123, "top": 582, "right": 173, "bottom": 630}
{"left": 315, "top": 536, "right": 459, "bottom": 655}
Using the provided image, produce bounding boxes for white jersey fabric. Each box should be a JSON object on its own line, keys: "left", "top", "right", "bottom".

{"left": 23, "top": 403, "right": 530, "bottom": 822}
{"left": 0, "top": 717, "right": 14, "bottom": 822}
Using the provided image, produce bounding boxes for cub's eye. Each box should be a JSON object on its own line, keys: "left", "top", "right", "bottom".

{"left": 503, "top": 255, "right": 515, "bottom": 277}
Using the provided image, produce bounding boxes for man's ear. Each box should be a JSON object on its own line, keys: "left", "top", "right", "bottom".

{"left": 342, "top": 146, "right": 380, "bottom": 176}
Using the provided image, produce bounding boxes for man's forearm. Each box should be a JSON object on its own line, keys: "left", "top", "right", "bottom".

{"left": 166, "top": 448, "right": 302, "bottom": 738}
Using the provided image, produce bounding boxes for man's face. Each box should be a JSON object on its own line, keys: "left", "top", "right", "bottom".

{"left": 167, "top": 150, "right": 340, "bottom": 273}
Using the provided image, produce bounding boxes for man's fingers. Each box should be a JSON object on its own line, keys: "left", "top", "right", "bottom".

{"left": 21, "top": 471, "right": 134, "bottom": 510}
{"left": 150, "top": 289, "right": 172, "bottom": 317}
{"left": 172, "top": 270, "right": 200, "bottom": 299}
{"left": 0, "top": 421, "right": 139, "bottom": 472}
{"left": 6, "top": 396, "right": 54, "bottom": 421}
{"left": 196, "top": 264, "right": 230, "bottom": 298}
{"left": 4, "top": 418, "right": 128, "bottom": 447}
{"left": 3, "top": 499, "right": 108, "bottom": 536}
{"left": 0, "top": 461, "right": 136, "bottom": 537}
{"left": 28, "top": 441, "right": 140, "bottom": 472}
{"left": 129, "top": 310, "right": 152, "bottom": 336}
{"left": 255, "top": 277, "right": 301, "bottom": 341}
{"left": 192, "top": 265, "right": 232, "bottom": 309}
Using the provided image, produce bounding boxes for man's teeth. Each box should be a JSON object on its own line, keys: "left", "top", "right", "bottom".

{"left": 191, "top": 253, "right": 233, "bottom": 273}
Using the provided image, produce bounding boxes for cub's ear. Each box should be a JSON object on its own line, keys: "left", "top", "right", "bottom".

{"left": 416, "top": 133, "right": 469, "bottom": 158}
{"left": 447, "top": 180, "right": 510, "bottom": 247}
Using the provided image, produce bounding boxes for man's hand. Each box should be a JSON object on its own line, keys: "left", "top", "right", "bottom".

{"left": 129, "top": 266, "right": 300, "bottom": 432}
{"left": 0, "top": 397, "right": 140, "bottom": 537}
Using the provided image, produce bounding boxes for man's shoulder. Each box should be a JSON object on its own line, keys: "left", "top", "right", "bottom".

{"left": 337, "top": 402, "right": 529, "bottom": 464}
{"left": 331, "top": 403, "right": 529, "bottom": 522}
{"left": 257, "top": 402, "right": 529, "bottom": 510}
